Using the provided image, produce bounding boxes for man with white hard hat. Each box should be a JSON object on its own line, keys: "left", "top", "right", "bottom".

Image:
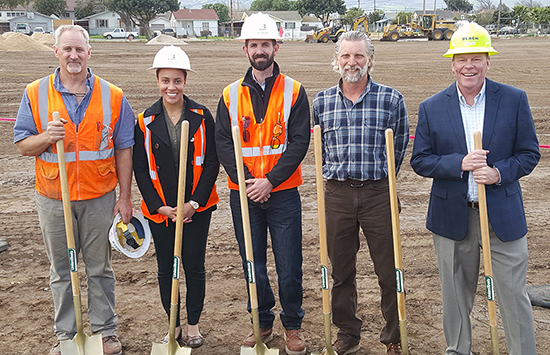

{"left": 215, "top": 12, "right": 310, "bottom": 355}
{"left": 411, "top": 22, "right": 539, "bottom": 354}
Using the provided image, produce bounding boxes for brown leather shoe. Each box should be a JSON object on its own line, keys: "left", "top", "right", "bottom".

{"left": 323, "top": 338, "right": 360, "bottom": 355}
{"left": 103, "top": 335, "right": 122, "bottom": 355}
{"left": 186, "top": 334, "right": 205, "bottom": 348}
{"left": 242, "top": 328, "right": 273, "bottom": 347}
{"left": 284, "top": 329, "right": 306, "bottom": 355}
{"left": 386, "top": 342, "right": 403, "bottom": 355}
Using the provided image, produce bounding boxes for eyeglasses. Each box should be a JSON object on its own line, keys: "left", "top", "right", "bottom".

{"left": 271, "top": 113, "right": 283, "bottom": 149}
{"left": 242, "top": 116, "right": 251, "bottom": 143}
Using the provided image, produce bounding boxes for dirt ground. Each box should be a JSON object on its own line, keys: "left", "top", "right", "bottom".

{"left": 1, "top": 37, "right": 549, "bottom": 355}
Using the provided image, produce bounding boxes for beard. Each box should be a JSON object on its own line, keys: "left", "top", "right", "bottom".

{"left": 248, "top": 52, "right": 275, "bottom": 71}
{"left": 339, "top": 64, "right": 368, "bottom": 83}
{"left": 66, "top": 62, "right": 82, "bottom": 74}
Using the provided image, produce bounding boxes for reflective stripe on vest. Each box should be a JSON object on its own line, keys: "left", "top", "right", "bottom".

{"left": 224, "top": 74, "right": 303, "bottom": 192}
{"left": 35, "top": 75, "right": 115, "bottom": 164}
{"left": 228, "top": 75, "right": 294, "bottom": 156}
{"left": 27, "top": 74, "right": 122, "bottom": 201}
{"left": 138, "top": 112, "right": 218, "bottom": 223}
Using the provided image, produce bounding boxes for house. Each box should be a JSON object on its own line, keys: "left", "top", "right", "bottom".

{"left": 150, "top": 15, "right": 171, "bottom": 34}
{"left": 8, "top": 12, "right": 54, "bottom": 34}
{"left": 0, "top": 5, "right": 27, "bottom": 33}
{"left": 242, "top": 11, "right": 305, "bottom": 40}
{"left": 84, "top": 10, "right": 137, "bottom": 36}
{"left": 170, "top": 9, "right": 218, "bottom": 38}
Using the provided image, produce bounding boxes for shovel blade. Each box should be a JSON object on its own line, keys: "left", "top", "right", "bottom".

{"left": 240, "top": 343, "right": 279, "bottom": 355}
{"left": 60, "top": 333, "right": 103, "bottom": 355}
{"left": 151, "top": 340, "right": 192, "bottom": 355}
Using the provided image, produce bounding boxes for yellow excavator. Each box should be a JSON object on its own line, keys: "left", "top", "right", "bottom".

{"left": 381, "top": 14, "right": 456, "bottom": 41}
{"left": 306, "top": 14, "right": 370, "bottom": 43}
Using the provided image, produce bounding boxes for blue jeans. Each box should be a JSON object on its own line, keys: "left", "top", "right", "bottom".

{"left": 230, "top": 188, "right": 304, "bottom": 330}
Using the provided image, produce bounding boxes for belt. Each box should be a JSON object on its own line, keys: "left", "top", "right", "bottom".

{"left": 468, "top": 201, "right": 479, "bottom": 209}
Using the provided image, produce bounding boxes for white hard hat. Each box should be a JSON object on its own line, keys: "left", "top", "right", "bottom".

{"left": 237, "top": 12, "right": 281, "bottom": 42}
{"left": 148, "top": 45, "right": 195, "bottom": 72}
{"left": 109, "top": 210, "right": 151, "bottom": 258}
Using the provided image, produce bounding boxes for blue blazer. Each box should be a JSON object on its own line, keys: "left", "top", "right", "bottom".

{"left": 410, "top": 79, "right": 540, "bottom": 242}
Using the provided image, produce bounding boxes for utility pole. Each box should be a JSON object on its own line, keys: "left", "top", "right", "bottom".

{"left": 433, "top": 0, "right": 437, "bottom": 13}
{"left": 497, "top": 0, "right": 502, "bottom": 37}
{"left": 423, "top": 0, "right": 426, "bottom": 14}
{"left": 230, "top": 0, "right": 234, "bottom": 38}
{"left": 374, "top": 0, "right": 376, "bottom": 11}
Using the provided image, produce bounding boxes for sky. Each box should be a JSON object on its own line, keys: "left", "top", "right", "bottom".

{"left": 344, "top": 0, "right": 550, "bottom": 12}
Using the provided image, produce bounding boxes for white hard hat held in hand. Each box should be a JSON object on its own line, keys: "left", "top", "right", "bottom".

{"left": 148, "top": 45, "right": 195, "bottom": 72}
{"left": 237, "top": 12, "right": 282, "bottom": 42}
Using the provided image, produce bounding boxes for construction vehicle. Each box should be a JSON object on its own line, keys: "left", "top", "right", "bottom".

{"left": 306, "top": 15, "right": 370, "bottom": 43}
{"left": 381, "top": 14, "right": 456, "bottom": 42}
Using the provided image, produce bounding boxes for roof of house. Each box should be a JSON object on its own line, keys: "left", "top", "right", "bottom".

{"left": 83, "top": 10, "right": 119, "bottom": 20}
{"left": 243, "top": 11, "right": 302, "bottom": 22}
{"left": 172, "top": 9, "right": 218, "bottom": 21}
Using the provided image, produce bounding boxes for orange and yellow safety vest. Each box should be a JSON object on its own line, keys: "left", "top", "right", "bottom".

{"left": 222, "top": 73, "right": 303, "bottom": 192}
{"left": 137, "top": 112, "right": 219, "bottom": 223}
{"left": 27, "top": 74, "right": 122, "bottom": 201}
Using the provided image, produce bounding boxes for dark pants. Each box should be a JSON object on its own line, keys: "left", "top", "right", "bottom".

{"left": 230, "top": 188, "right": 305, "bottom": 330}
{"left": 149, "top": 209, "right": 212, "bottom": 327}
{"left": 325, "top": 178, "right": 400, "bottom": 345}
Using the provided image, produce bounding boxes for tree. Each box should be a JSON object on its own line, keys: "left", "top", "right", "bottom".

{"left": 368, "top": 9, "right": 384, "bottom": 27}
{"left": 105, "top": 0, "right": 179, "bottom": 39}
{"left": 491, "top": 3, "right": 512, "bottom": 24}
{"left": 295, "top": 0, "right": 346, "bottom": 27}
{"left": 249, "top": 0, "right": 295, "bottom": 11}
{"left": 33, "top": 0, "right": 67, "bottom": 17}
{"left": 344, "top": 6, "right": 364, "bottom": 26}
{"left": 511, "top": 5, "right": 531, "bottom": 24}
{"left": 75, "top": 0, "right": 106, "bottom": 19}
{"left": 444, "top": 0, "right": 473, "bottom": 12}
{"left": 517, "top": 0, "right": 542, "bottom": 8}
{"left": 394, "top": 11, "right": 412, "bottom": 24}
{"left": 0, "top": 0, "right": 30, "bottom": 9}
{"left": 203, "top": 3, "right": 230, "bottom": 23}
{"left": 476, "top": 0, "right": 495, "bottom": 11}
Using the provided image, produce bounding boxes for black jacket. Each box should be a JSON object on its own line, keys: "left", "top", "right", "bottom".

{"left": 215, "top": 62, "right": 311, "bottom": 188}
{"left": 133, "top": 96, "right": 219, "bottom": 217}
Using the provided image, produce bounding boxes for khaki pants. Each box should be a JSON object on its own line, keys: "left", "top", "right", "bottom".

{"left": 35, "top": 190, "right": 118, "bottom": 340}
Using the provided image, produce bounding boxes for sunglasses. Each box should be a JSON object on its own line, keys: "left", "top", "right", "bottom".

{"left": 242, "top": 116, "right": 251, "bottom": 142}
{"left": 271, "top": 113, "right": 283, "bottom": 149}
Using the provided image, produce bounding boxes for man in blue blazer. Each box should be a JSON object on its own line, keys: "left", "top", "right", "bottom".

{"left": 410, "top": 23, "right": 539, "bottom": 355}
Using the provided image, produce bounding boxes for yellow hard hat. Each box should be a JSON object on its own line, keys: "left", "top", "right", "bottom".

{"left": 236, "top": 12, "right": 281, "bottom": 42}
{"left": 443, "top": 22, "right": 498, "bottom": 57}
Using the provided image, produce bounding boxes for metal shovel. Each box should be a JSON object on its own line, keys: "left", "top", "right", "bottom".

{"left": 151, "top": 120, "right": 192, "bottom": 355}
{"left": 385, "top": 128, "right": 409, "bottom": 355}
{"left": 52, "top": 111, "right": 103, "bottom": 355}
{"left": 474, "top": 131, "right": 499, "bottom": 355}
{"left": 311, "top": 125, "right": 336, "bottom": 355}
{"left": 232, "top": 125, "right": 279, "bottom": 355}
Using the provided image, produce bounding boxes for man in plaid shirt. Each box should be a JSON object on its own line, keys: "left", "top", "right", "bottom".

{"left": 312, "top": 31, "right": 409, "bottom": 355}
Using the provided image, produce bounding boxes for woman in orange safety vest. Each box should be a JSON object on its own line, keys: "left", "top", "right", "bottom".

{"left": 133, "top": 46, "right": 219, "bottom": 348}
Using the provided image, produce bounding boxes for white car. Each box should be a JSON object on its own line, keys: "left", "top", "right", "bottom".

{"left": 34, "top": 27, "right": 45, "bottom": 34}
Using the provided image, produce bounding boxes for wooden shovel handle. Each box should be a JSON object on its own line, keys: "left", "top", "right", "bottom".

{"left": 474, "top": 131, "right": 499, "bottom": 354}
{"left": 385, "top": 128, "right": 408, "bottom": 355}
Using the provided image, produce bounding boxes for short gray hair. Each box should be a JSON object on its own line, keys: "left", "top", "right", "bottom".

{"left": 332, "top": 31, "right": 375, "bottom": 74}
{"left": 54, "top": 25, "right": 90, "bottom": 48}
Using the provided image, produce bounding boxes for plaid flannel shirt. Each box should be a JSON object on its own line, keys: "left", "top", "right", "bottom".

{"left": 312, "top": 78, "right": 409, "bottom": 181}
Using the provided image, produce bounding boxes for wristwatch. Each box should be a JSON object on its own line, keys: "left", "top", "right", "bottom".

{"left": 189, "top": 200, "right": 199, "bottom": 210}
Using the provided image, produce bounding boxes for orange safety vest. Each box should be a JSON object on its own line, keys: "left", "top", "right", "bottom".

{"left": 137, "top": 112, "right": 219, "bottom": 224}
{"left": 223, "top": 73, "right": 303, "bottom": 192}
{"left": 27, "top": 74, "right": 122, "bottom": 201}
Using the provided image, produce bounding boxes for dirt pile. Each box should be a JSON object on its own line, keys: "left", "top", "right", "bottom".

{"left": 147, "top": 34, "right": 188, "bottom": 45}
{"left": 1, "top": 32, "right": 52, "bottom": 52}
{"left": 31, "top": 32, "right": 55, "bottom": 47}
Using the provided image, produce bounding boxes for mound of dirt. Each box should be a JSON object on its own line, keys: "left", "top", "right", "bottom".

{"left": 1, "top": 32, "right": 52, "bottom": 52}
{"left": 146, "top": 34, "right": 188, "bottom": 45}
{"left": 31, "top": 32, "right": 55, "bottom": 47}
